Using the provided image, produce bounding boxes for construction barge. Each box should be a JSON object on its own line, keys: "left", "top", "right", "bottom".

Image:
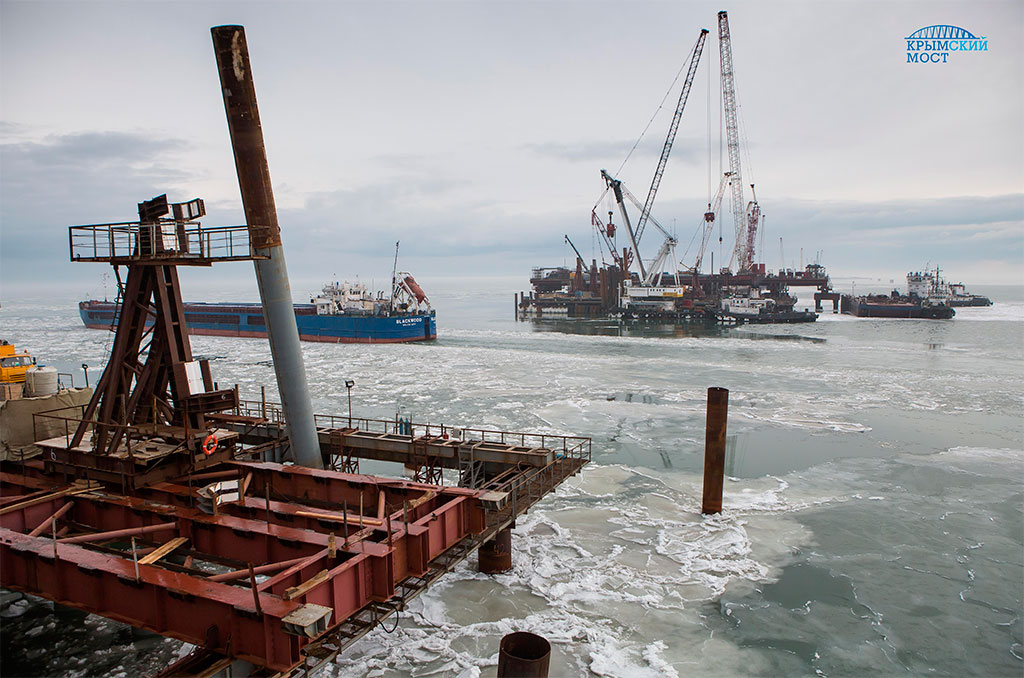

{"left": 517, "top": 261, "right": 830, "bottom": 324}
{"left": 0, "top": 25, "right": 589, "bottom": 676}
{"left": 518, "top": 13, "right": 832, "bottom": 327}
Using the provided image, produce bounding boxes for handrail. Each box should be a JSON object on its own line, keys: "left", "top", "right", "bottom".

{"left": 235, "top": 399, "right": 591, "bottom": 461}
{"left": 69, "top": 222, "right": 260, "bottom": 263}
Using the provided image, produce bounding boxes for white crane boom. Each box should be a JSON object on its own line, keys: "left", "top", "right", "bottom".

{"left": 718, "top": 10, "right": 746, "bottom": 271}
{"left": 695, "top": 172, "right": 732, "bottom": 273}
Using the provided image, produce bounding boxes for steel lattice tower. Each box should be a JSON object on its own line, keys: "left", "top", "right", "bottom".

{"left": 718, "top": 10, "right": 745, "bottom": 271}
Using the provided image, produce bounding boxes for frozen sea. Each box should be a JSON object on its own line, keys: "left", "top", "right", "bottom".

{"left": 1, "top": 276, "right": 1022, "bottom": 677}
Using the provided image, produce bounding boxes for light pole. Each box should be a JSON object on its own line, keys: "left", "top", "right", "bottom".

{"left": 82, "top": 364, "right": 90, "bottom": 388}
{"left": 345, "top": 380, "right": 355, "bottom": 427}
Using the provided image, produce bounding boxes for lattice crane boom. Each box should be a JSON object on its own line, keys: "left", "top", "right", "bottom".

{"left": 634, "top": 29, "right": 710, "bottom": 247}
{"left": 741, "top": 184, "right": 762, "bottom": 271}
{"left": 718, "top": 10, "right": 746, "bottom": 271}
{"left": 695, "top": 172, "right": 732, "bottom": 273}
{"left": 601, "top": 169, "right": 647, "bottom": 280}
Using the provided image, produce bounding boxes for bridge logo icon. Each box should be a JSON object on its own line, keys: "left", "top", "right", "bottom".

{"left": 906, "top": 25, "right": 988, "bottom": 63}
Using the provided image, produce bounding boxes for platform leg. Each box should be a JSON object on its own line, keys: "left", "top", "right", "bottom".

{"left": 497, "top": 631, "right": 550, "bottom": 677}
{"left": 478, "top": 526, "right": 513, "bottom": 574}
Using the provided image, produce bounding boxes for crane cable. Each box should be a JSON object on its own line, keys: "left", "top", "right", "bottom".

{"left": 595, "top": 48, "right": 696, "bottom": 213}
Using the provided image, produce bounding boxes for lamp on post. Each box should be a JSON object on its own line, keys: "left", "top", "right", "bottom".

{"left": 345, "top": 380, "right": 355, "bottom": 427}
{"left": 82, "top": 364, "right": 90, "bottom": 388}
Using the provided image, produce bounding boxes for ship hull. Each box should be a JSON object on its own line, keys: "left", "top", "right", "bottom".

{"left": 840, "top": 295, "right": 955, "bottom": 319}
{"left": 80, "top": 300, "right": 436, "bottom": 343}
{"left": 947, "top": 296, "right": 993, "bottom": 307}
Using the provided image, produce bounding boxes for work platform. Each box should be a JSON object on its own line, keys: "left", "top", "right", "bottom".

{"left": 69, "top": 219, "right": 263, "bottom": 266}
{"left": 0, "top": 407, "right": 589, "bottom": 676}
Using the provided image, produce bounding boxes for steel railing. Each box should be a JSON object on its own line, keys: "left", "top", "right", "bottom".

{"left": 69, "top": 222, "right": 261, "bottom": 263}
{"left": 234, "top": 399, "right": 591, "bottom": 459}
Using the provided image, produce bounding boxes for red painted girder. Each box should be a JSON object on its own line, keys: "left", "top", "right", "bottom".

{"left": 0, "top": 464, "right": 488, "bottom": 672}
{"left": 0, "top": 528, "right": 301, "bottom": 670}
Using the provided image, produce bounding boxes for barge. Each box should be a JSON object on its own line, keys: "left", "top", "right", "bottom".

{"left": 840, "top": 292, "right": 955, "bottom": 319}
{"left": 80, "top": 276, "right": 436, "bottom": 344}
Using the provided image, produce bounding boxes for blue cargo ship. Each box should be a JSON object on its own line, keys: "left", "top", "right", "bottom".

{"left": 80, "top": 275, "right": 437, "bottom": 343}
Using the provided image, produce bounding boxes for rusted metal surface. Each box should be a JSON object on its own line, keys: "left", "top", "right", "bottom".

{"left": 231, "top": 421, "right": 555, "bottom": 469}
{"left": 65, "top": 205, "right": 244, "bottom": 475}
{"left": 702, "top": 387, "right": 729, "bottom": 514}
{"left": 497, "top": 631, "right": 551, "bottom": 678}
{"left": 224, "top": 402, "right": 591, "bottom": 475}
{"left": 212, "top": 25, "right": 322, "bottom": 470}
{"left": 478, "top": 526, "right": 512, "bottom": 574}
{"left": 0, "top": 461, "right": 489, "bottom": 672}
{"left": 34, "top": 422, "right": 238, "bottom": 489}
{"left": 68, "top": 222, "right": 260, "bottom": 265}
{"left": 1, "top": 406, "right": 588, "bottom": 674}
{"left": 211, "top": 25, "right": 281, "bottom": 251}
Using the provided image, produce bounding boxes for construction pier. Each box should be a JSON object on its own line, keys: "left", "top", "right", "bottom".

{"left": 2, "top": 408, "right": 588, "bottom": 675}
{"left": 1, "top": 24, "right": 589, "bottom": 676}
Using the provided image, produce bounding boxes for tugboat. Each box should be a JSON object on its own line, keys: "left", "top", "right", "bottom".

{"left": 907, "top": 267, "right": 992, "bottom": 307}
{"left": 946, "top": 282, "right": 993, "bottom": 307}
{"left": 721, "top": 290, "right": 817, "bottom": 323}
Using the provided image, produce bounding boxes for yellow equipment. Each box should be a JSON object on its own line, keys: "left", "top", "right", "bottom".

{"left": 0, "top": 342, "right": 35, "bottom": 384}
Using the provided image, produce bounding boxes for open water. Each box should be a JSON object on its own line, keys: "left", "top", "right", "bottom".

{"left": 1, "top": 277, "right": 1022, "bottom": 677}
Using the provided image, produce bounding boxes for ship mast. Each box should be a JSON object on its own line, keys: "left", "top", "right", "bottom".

{"left": 389, "top": 240, "right": 400, "bottom": 309}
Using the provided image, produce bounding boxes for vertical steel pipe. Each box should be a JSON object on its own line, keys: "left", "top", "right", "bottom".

{"left": 478, "top": 526, "right": 512, "bottom": 573}
{"left": 702, "top": 387, "right": 729, "bottom": 514}
{"left": 497, "top": 631, "right": 551, "bottom": 678}
{"left": 211, "top": 25, "right": 322, "bottom": 469}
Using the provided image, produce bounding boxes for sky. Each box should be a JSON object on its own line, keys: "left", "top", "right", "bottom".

{"left": 1, "top": 0, "right": 1022, "bottom": 300}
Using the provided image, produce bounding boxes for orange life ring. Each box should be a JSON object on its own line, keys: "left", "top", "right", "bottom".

{"left": 202, "top": 434, "right": 218, "bottom": 456}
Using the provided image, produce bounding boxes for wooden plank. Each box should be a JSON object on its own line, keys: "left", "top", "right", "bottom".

{"left": 138, "top": 536, "right": 189, "bottom": 565}
{"left": 239, "top": 472, "right": 253, "bottom": 499}
{"left": 283, "top": 569, "right": 329, "bottom": 600}
{"left": 405, "top": 490, "right": 437, "bottom": 512}
{"left": 0, "top": 484, "right": 98, "bottom": 516}
{"left": 295, "top": 510, "right": 382, "bottom": 526}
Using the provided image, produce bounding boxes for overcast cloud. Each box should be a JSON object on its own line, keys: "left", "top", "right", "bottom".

{"left": 1, "top": 0, "right": 1021, "bottom": 295}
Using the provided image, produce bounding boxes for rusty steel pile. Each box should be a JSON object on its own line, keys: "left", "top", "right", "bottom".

{"left": 0, "top": 26, "right": 588, "bottom": 677}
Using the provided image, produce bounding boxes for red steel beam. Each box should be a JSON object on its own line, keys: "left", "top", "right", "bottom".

{"left": 0, "top": 461, "right": 486, "bottom": 672}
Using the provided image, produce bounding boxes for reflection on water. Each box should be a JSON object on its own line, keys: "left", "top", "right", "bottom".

{"left": 524, "top": 317, "right": 826, "bottom": 343}
{"left": 524, "top": 317, "right": 728, "bottom": 339}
